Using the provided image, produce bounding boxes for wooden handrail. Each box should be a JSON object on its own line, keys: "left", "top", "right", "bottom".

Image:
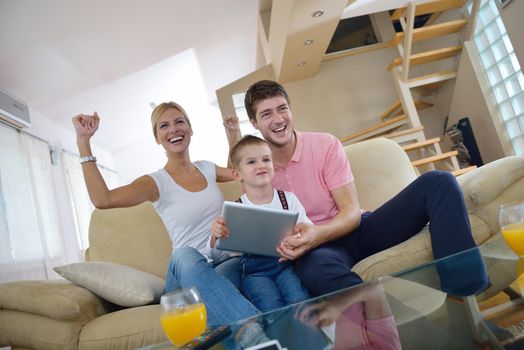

{"left": 381, "top": 126, "right": 424, "bottom": 140}
{"left": 381, "top": 100, "right": 433, "bottom": 121}
{"left": 339, "top": 114, "right": 408, "bottom": 143}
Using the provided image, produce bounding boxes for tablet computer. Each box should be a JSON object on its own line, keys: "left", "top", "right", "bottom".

{"left": 215, "top": 201, "right": 298, "bottom": 257}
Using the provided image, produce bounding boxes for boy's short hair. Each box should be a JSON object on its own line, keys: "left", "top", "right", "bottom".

{"left": 230, "top": 135, "right": 270, "bottom": 168}
{"left": 244, "top": 80, "right": 290, "bottom": 121}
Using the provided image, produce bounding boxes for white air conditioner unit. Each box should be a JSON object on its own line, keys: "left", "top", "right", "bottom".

{"left": 0, "top": 88, "right": 31, "bottom": 129}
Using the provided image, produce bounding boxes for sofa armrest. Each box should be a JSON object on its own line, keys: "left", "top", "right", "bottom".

{"left": 0, "top": 280, "right": 111, "bottom": 322}
{"left": 457, "top": 156, "right": 524, "bottom": 235}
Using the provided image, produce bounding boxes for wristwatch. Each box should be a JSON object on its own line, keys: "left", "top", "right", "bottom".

{"left": 79, "top": 155, "right": 97, "bottom": 164}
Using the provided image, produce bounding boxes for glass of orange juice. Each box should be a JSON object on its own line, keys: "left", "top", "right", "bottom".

{"left": 499, "top": 201, "right": 524, "bottom": 256}
{"left": 160, "top": 287, "right": 207, "bottom": 347}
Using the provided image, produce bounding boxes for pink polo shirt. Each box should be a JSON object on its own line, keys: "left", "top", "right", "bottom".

{"left": 272, "top": 131, "right": 354, "bottom": 225}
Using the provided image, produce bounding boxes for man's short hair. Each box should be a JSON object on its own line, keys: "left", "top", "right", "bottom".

{"left": 244, "top": 80, "right": 290, "bottom": 121}
{"left": 230, "top": 135, "right": 270, "bottom": 168}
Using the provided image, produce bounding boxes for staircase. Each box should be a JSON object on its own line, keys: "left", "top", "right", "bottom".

{"left": 340, "top": 0, "right": 480, "bottom": 176}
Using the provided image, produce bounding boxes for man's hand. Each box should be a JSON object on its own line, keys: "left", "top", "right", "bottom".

{"left": 210, "top": 216, "right": 229, "bottom": 248}
{"left": 72, "top": 112, "right": 100, "bottom": 140}
{"left": 277, "top": 222, "right": 320, "bottom": 261}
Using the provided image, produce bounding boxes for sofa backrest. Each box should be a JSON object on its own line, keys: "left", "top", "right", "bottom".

{"left": 86, "top": 137, "right": 416, "bottom": 277}
{"left": 85, "top": 180, "right": 244, "bottom": 278}
{"left": 86, "top": 202, "right": 172, "bottom": 278}
{"left": 344, "top": 138, "right": 417, "bottom": 211}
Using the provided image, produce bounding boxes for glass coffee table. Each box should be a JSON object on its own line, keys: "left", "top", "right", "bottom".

{"left": 141, "top": 237, "right": 523, "bottom": 350}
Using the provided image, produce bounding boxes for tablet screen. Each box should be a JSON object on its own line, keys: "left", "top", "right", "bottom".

{"left": 216, "top": 201, "right": 298, "bottom": 257}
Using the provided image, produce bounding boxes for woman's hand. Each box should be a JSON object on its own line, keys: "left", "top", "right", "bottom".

{"left": 72, "top": 112, "right": 100, "bottom": 140}
{"left": 210, "top": 216, "right": 230, "bottom": 248}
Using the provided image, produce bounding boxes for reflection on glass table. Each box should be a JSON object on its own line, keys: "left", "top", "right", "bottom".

{"left": 141, "top": 236, "right": 524, "bottom": 350}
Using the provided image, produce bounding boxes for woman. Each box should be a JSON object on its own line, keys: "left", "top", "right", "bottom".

{"left": 72, "top": 102, "right": 258, "bottom": 327}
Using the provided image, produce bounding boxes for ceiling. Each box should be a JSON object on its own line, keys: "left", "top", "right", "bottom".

{"left": 0, "top": 0, "right": 259, "bottom": 153}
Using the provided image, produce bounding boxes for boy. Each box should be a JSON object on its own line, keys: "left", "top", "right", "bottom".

{"left": 211, "top": 135, "right": 310, "bottom": 312}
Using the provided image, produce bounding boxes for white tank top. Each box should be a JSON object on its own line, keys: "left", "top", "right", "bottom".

{"left": 148, "top": 160, "right": 224, "bottom": 257}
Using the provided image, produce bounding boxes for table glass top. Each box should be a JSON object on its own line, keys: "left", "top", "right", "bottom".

{"left": 141, "top": 237, "right": 522, "bottom": 350}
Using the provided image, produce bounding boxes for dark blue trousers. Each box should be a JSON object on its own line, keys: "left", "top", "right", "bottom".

{"left": 295, "top": 170, "right": 478, "bottom": 296}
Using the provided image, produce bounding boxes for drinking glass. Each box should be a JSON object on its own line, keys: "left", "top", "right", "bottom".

{"left": 499, "top": 201, "right": 524, "bottom": 256}
{"left": 160, "top": 287, "right": 207, "bottom": 346}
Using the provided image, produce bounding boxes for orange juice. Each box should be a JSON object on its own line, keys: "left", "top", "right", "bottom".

{"left": 502, "top": 223, "right": 524, "bottom": 255}
{"left": 161, "top": 303, "right": 207, "bottom": 346}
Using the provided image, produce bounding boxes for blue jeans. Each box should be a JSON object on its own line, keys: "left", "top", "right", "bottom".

{"left": 240, "top": 255, "right": 310, "bottom": 312}
{"left": 296, "top": 171, "right": 487, "bottom": 296}
{"left": 164, "top": 247, "right": 258, "bottom": 327}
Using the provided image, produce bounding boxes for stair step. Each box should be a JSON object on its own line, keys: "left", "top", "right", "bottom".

{"left": 382, "top": 126, "right": 424, "bottom": 139}
{"left": 411, "top": 151, "right": 459, "bottom": 167}
{"left": 388, "top": 45, "right": 463, "bottom": 71}
{"left": 391, "top": 0, "right": 467, "bottom": 20}
{"left": 381, "top": 100, "right": 434, "bottom": 121}
{"left": 389, "top": 19, "right": 468, "bottom": 47}
{"left": 452, "top": 165, "right": 478, "bottom": 177}
{"left": 340, "top": 114, "right": 408, "bottom": 144}
{"left": 403, "top": 137, "right": 442, "bottom": 152}
{"left": 407, "top": 69, "right": 458, "bottom": 88}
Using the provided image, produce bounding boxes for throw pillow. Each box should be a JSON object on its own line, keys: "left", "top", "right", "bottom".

{"left": 54, "top": 261, "right": 165, "bottom": 307}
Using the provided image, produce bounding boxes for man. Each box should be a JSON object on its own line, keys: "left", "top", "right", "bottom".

{"left": 225, "top": 80, "right": 487, "bottom": 297}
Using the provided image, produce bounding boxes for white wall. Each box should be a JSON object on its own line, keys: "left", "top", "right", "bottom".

{"left": 25, "top": 109, "right": 114, "bottom": 169}
{"left": 446, "top": 43, "right": 506, "bottom": 162}
{"left": 282, "top": 48, "right": 398, "bottom": 138}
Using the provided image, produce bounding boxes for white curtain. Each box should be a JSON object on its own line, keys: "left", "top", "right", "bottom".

{"left": 0, "top": 123, "right": 118, "bottom": 282}
{"left": 61, "top": 151, "right": 119, "bottom": 253}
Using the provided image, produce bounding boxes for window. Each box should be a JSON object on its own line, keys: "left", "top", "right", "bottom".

{"left": 232, "top": 92, "right": 261, "bottom": 137}
{"left": 470, "top": 0, "right": 524, "bottom": 154}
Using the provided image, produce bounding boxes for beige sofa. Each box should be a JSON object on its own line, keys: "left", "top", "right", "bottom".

{"left": 1, "top": 137, "right": 523, "bottom": 350}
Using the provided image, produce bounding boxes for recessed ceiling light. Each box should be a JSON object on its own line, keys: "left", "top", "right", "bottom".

{"left": 304, "top": 39, "right": 314, "bottom": 45}
{"left": 312, "top": 10, "right": 324, "bottom": 17}
{"left": 297, "top": 61, "right": 306, "bottom": 67}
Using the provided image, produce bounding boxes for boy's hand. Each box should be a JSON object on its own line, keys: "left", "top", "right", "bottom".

{"left": 210, "top": 216, "right": 229, "bottom": 248}
{"left": 277, "top": 222, "right": 319, "bottom": 261}
{"left": 223, "top": 115, "right": 240, "bottom": 133}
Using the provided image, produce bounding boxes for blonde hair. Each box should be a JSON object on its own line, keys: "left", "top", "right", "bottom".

{"left": 150, "top": 102, "right": 192, "bottom": 141}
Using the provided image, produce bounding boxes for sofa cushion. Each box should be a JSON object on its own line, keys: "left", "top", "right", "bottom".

{"left": 54, "top": 262, "right": 165, "bottom": 307}
{"left": 79, "top": 305, "right": 166, "bottom": 350}
{"left": 0, "top": 280, "right": 107, "bottom": 321}
{"left": 0, "top": 309, "right": 83, "bottom": 350}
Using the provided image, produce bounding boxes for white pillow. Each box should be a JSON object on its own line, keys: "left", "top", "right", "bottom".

{"left": 53, "top": 261, "right": 165, "bottom": 307}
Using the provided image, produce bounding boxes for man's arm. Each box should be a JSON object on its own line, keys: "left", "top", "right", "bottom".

{"left": 278, "top": 182, "right": 361, "bottom": 260}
